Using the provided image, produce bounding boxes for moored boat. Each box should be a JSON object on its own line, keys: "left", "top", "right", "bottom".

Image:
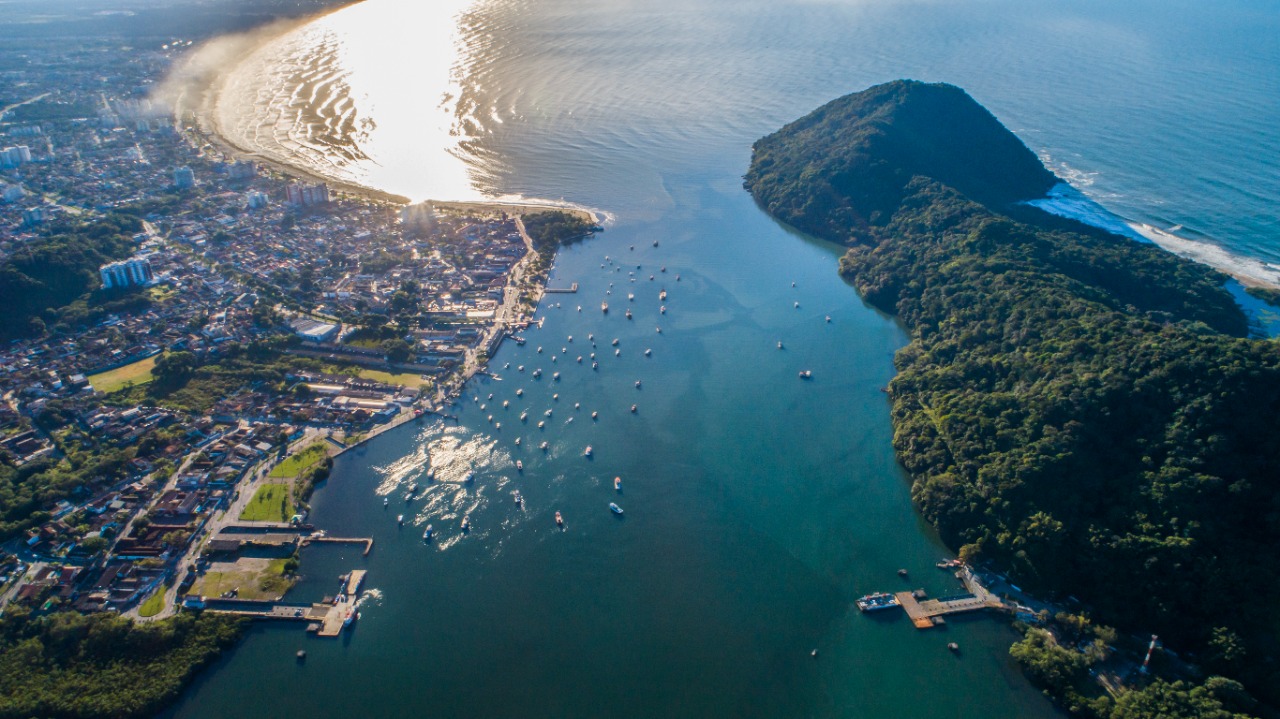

{"left": 856, "top": 593, "right": 900, "bottom": 612}
{"left": 609, "top": 502, "right": 624, "bottom": 515}
{"left": 555, "top": 511, "right": 564, "bottom": 527}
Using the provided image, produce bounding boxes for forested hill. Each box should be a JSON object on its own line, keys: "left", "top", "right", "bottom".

{"left": 746, "top": 80, "right": 1280, "bottom": 712}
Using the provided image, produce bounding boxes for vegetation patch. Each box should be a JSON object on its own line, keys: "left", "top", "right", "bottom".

{"left": 87, "top": 354, "right": 160, "bottom": 394}
{"left": 268, "top": 443, "right": 328, "bottom": 479}
{"left": 355, "top": 369, "right": 432, "bottom": 388}
{"left": 238, "top": 483, "right": 296, "bottom": 522}
{"left": 138, "top": 589, "right": 167, "bottom": 618}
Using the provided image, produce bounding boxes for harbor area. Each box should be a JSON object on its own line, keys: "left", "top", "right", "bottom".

{"left": 194, "top": 569, "right": 367, "bottom": 638}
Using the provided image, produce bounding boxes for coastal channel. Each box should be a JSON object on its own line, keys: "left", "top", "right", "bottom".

{"left": 165, "top": 0, "right": 1278, "bottom": 717}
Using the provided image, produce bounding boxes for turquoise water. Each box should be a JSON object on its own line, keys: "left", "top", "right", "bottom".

{"left": 166, "top": 0, "right": 1278, "bottom": 716}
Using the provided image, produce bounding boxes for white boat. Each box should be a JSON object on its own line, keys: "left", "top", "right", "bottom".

{"left": 644, "top": 349, "right": 652, "bottom": 356}
{"left": 555, "top": 511, "right": 564, "bottom": 527}
{"left": 628, "top": 293, "right": 635, "bottom": 301}
{"left": 630, "top": 404, "right": 637, "bottom": 413}
{"left": 635, "top": 380, "right": 642, "bottom": 388}
{"left": 574, "top": 402, "right": 580, "bottom": 409}
{"left": 625, "top": 309, "right": 632, "bottom": 319}
{"left": 545, "top": 409, "right": 554, "bottom": 416}
{"left": 799, "top": 370, "right": 813, "bottom": 379}
{"left": 584, "top": 446, "right": 593, "bottom": 457}
{"left": 515, "top": 437, "right": 522, "bottom": 446}
{"left": 553, "top": 372, "right": 561, "bottom": 380}
{"left": 533, "top": 369, "right": 542, "bottom": 378}
{"left": 538, "top": 421, "right": 545, "bottom": 429}
{"left": 513, "top": 491, "right": 523, "bottom": 505}
{"left": 516, "top": 460, "right": 523, "bottom": 471}
{"left": 461, "top": 515, "right": 470, "bottom": 531}
{"left": 516, "top": 388, "right": 524, "bottom": 396}
{"left": 601, "top": 302, "right": 609, "bottom": 313}
{"left": 383, "top": 497, "right": 389, "bottom": 507}
{"left": 825, "top": 316, "right": 832, "bottom": 323}
{"left": 660, "top": 306, "right": 666, "bottom": 314}
{"left": 518, "top": 365, "right": 525, "bottom": 372}
{"left": 609, "top": 503, "right": 624, "bottom": 515}
{"left": 777, "top": 341, "right": 783, "bottom": 349}
{"left": 520, "top": 411, "right": 529, "bottom": 421}
{"left": 495, "top": 422, "right": 502, "bottom": 430}
{"left": 612, "top": 338, "right": 620, "bottom": 346}
{"left": 588, "top": 333, "right": 594, "bottom": 341}
{"left": 537, "top": 346, "right": 543, "bottom": 353}
{"left": 464, "top": 471, "right": 475, "bottom": 483}
{"left": 659, "top": 290, "right": 667, "bottom": 301}
{"left": 540, "top": 441, "right": 549, "bottom": 450}
{"left": 614, "top": 477, "right": 622, "bottom": 491}
{"left": 591, "top": 411, "right": 599, "bottom": 419}
{"left": 503, "top": 400, "right": 509, "bottom": 408}
{"left": 423, "top": 524, "right": 433, "bottom": 540}
{"left": 397, "top": 514, "right": 405, "bottom": 525}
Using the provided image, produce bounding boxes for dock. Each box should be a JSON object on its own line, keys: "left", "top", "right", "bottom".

{"left": 304, "top": 536, "right": 375, "bottom": 556}
{"left": 199, "top": 567, "right": 369, "bottom": 638}
{"left": 887, "top": 567, "right": 1007, "bottom": 629}
{"left": 544, "top": 283, "right": 579, "bottom": 294}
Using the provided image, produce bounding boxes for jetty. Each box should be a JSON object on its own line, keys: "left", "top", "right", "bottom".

{"left": 892, "top": 567, "right": 1005, "bottom": 629}
{"left": 305, "top": 535, "right": 375, "bottom": 556}
{"left": 544, "top": 283, "right": 579, "bottom": 294}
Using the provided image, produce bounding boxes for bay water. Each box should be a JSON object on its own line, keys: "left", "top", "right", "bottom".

{"left": 166, "top": 0, "right": 1279, "bottom": 716}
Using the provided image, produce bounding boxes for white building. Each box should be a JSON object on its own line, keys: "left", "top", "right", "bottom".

{"left": 100, "top": 257, "right": 154, "bottom": 289}
{"left": 173, "top": 166, "right": 195, "bottom": 189}
{"left": 0, "top": 146, "right": 32, "bottom": 167}
{"left": 286, "top": 182, "right": 329, "bottom": 207}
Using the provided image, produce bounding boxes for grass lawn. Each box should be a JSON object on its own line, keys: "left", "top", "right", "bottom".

{"left": 268, "top": 443, "right": 328, "bottom": 479}
{"left": 87, "top": 354, "right": 159, "bottom": 394}
{"left": 356, "top": 369, "right": 432, "bottom": 388}
{"left": 138, "top": 589, "right": 166, "bottom": 618}
{"left": 239, "top": 483, "right": 296, "bottom": 522}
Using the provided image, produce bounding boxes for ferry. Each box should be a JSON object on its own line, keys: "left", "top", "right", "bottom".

{"left": 799, "top": 370, "right": 813, "bottom": 379}
{"left": 584, "top": 445, "right": 593, "bottom": 457}
{"left": 609, "top": 503, "right": 624, "bottom": 515}
{"left": 602, "top": 302, "right": 609, "bottom": 313}
{"left": 555, "top": 511, "right": 565, "bottom": 528}
{"left": 856, "top": 593, "right": 900, "bottom": 612}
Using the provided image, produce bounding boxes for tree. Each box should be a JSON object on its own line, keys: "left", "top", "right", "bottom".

{"left": 381, "top": 338, "right": 413, "bottom": 364}
{"left": 1112, "top": 680, "right": 1252, "bottom": 719}
{"left": 151, "top": 351, "right": 197, "bottom": 386}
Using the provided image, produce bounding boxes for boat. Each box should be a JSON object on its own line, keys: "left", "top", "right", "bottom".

{"left": 591, "top": 411, "right": 599, "bottom": 419}
{"left": 397, "top": 514, "right": 405, "bottom": 525}
{"left": 574, "top": 402, "right": 580, "bottom": 409}
{"left": 777, "top": 341, "right": 784, "bottom": 350}
{"left": 464, "top": 471, "right": 475, "bottom": 483}
{"left": 520, "top": 411, "right": 529, "bottom": 421}
{"left": 584, "top": 445, "right": 593, "bottom": 457}
{"left": 461, "top": 515, "right": 470, "bottom": 531}
{"left": 609, "top": 503, "right": 624, "bottom": 515}
{"left": 630, "top": 404, "right": 638, "bottom": 413}
{"left": 538, "top": 420, "right": 545, "bottom": 429}
{"left": 518, "top": 365, "right": 525, "bottom": 372}
{"left": 515, "top": 437, "right": 521, "bottom": 446}
{"left": 553, "top": 372, "right": 560, "bottom": 380}
{"left": 855, "top": 593, "right": 900, "bottom": 612}
{"left": 516, "top": 388, "right": 524, "bottom": 396}
{"left": 488, "top": 393, "right": 494, "bottom": 400}
{"left": 495, "top": 422, "right": 502, "bottom": 430}
{"left": 593, "top": 362, "right": 599, "bottom": 369}
{"left": 655, "top": 326, "right": 662, "bottom": 333}
{"left": 628, "top": 293, "right": 635, "bottom": 301}
{"left": 577, "top": 356, "right": 583, "bottom": 363}
{"left": 936, "top": 559, "right": 963, "bottom": 569}
{"left": 545, "top": 409, "right": 554, "bottom": 417}
{"left": 601, "top": 302, "right": 609, "bottom": 313}
{"left": 555, "top": 511, "right": 564, "bottom": 528}
{"left": 799, "top": 370, "right": 812, "bottom": 379}
{"left": 404, "top": 491, "right": 414, "bottom": 502}
{"left": 825, "top": 316, "right": 831, "bottom": 323}
{"left": 614, "top": 476, "right": 622, "bottom": 491}
{"left": 644, "top": 348, "right": 651, "bottom": 356}
{"left": 660, "top": 306, "right": 666, "bottom": 314}
{"left": 342, "top": 608, "right": 356, "bottom": 628}
{"left": 516, "top": 460, "right": 523, "bottom": 471}
{"left": 513, "top": 491, "right": 523, "bottom": 505}
{"left": 635, "top": 380, "right": 642, "bottom": 388}
{"left": 503, "top": 400, "right": 509, "bottom": 408}
{"left": 536, "top": 346, "right": 543, "bottom": 353}
{"left": 653, "top": 240, "right": 659, "bottom": 247}
{"left": 625, "top": 309, "right": 632, "bottom": 319}
{"left": 513, "top": 336, "right": 526, "bottom": 345}
{"left": 540, "top": 441, "right": 549, "bottom": 450}
{"left": 409, "top": 482, "right": 419, "bottom": 493}
{"left": 533, "top": 369, "right": 542, "bottom": 378}
{"left": 612, "top": 338, "right": 620, "bottom": 346}
{"left": 588, "top": 333, "right": 594, "bottom": 341}
{"left": 423, "top": 524, "right": 433, "bottom": 540}
{"left": 413, "top": 408, "right": 423, "bottom": 417}
{"left": 383, "top": 497, "right": 389, "bottom": 507}
{"left": 659, "top": 290, "right": 667, "bottom": 301}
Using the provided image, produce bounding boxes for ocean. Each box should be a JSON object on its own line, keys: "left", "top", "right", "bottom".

{"left": 164, "top": 0, "right": 1279, "bottom": 716}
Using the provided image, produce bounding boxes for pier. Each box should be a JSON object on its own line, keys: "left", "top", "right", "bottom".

{"left": 305, "top": 536, "right": 375, "bottom": 556}
{"left": 882, "top": 567, "right": 1008, "bottom": 629}
{"left": 544, "top": 283, "right": 579, "bottom": 293}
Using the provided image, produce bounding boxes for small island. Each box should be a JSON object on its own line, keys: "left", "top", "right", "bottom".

{"left": 746, "top": 80, "right": 1279, "bottom": 718}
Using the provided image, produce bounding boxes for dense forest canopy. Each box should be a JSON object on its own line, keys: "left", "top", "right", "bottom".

{"left": 746, "top": 80, "right": 1280, "bottom": 711}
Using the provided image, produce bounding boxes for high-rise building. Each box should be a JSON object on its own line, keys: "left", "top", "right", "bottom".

{"left": 99, "top": 257, "right": 154, "bottom": 289}
{"left": 0, "top": 146, "right": 32, "bottom": 167}
{"left": 22, "top": 206, "right": 46, "bottom": 227}
{"left": 246, "top": 190, "right": 269, "bottom": 210}
{"left": 286, "top": 182, "right": 330, "bottom": 207}
{"left": 173, "top": 166, "right": 195, "bottom": 189}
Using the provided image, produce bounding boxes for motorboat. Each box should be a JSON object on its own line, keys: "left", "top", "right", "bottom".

{"left": 516, "top": 388, "right": 524, "bottom": 396}
{"left": 660, "top": 306, "right": 666, "bottom": 314}
{"left": 612, "top": 338, "right": 620, "bottom": 346}
{"left": 464, "top": 471, "right": 475, "bottom": 483}
{"left": 423, "top": 525, "right": 434, "bottom": 541}
{"left": 574, "top": 402, "right": 580, "bottom": 409}
{"left": 777, "top": 341, "right": 783, "bottom": 350}
{"left": 513, "top": 491, "right": 523, "bottom": 505}
{"left": 625, "top": 309, "right": 632, "bottom": 319}
{"left": 644, "top": 349, "right": 651, "bottom": 356}
{"left": 397, "top": 514, "right": 405, "bottom": 525}
{"left": 383, "top": 497, "right": 389, "bottom": 507}
{"left": 555, "top": 511, "right": 564, "bottom": 528}
{"left": 553, "top": 372, "right": 561, "bottom": 380}
{"left": 540, "top": 441, "right": 549, "bottom": 450}
{"left": 584, "top": 445, "right": 593, "bottom": 457}
{"left": 461, "top": 515, "right": 470, "bottom": 532}
{"left": 515, "top": 437, "right": 522, "bottom": 446}
{"left": 545, "top": 409, "right": 554, "bottom": 416}
{"left": 516, "top": 460, "right": 524, "bottom": 472}
{"left": 614, "top": 477, "right": 622, "bottom": 491}
{"left": 609, "top": 503, "right": 624, "bottom": 515}
{"left": 538, "top": 421, "right": 545, "bottom": 429}
{"left": 591, "top": 411, "right": 599, "bottom": 419}
{"left": 602, "top": 302, "right": 609, "bottom": 313}
{"left": 635, "top": 380, "right": 642, "bottom": 388}
{"left": 628, "top": 293, "right": 635, "bottom": 301}
{"left": 520, "top": 411, "right": 529, "bottom": 421}
{"left": 799, "top": 370, "right": 813, "bottom": 379}
{"left": 630, "top": 404, "right": 638, "bottom": 413}
{"left": 659, "top": 290, "right": 667, "bottom": 301}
